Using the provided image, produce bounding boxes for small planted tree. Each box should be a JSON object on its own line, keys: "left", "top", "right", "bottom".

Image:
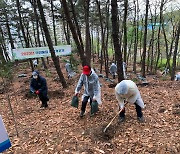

{"left": 0, "top": 62, "right": 19, "bottom": 136}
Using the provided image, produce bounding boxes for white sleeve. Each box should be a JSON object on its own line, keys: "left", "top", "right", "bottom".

{"left": 75, "top": 74, "right": 83, "bottom": 94}
{"left": 115, "top": 91, "right": 124, "bottom": 109}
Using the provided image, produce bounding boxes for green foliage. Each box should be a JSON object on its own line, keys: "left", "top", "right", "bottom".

{"left": 62, "top": 53, "right": 80, "bottom": 72}
{"left": 108, "top": 47, "right": 114, "bottom": 56}
{"left": 0, "top": 61, "right": 13, "bottom": 80}
{"left": 157, "top": 58, "right": 173, "bottom": 71}
{"left": 69, "top": 53, "right": 80, "bottom": 72}
{"left": 132, "top": 78, "right": 138, "bottom": 83}
{"left": 163, "top": 10, "right": 180, "bottom": 23}
{"left": 160, "top": 76, "right": 169, "bottom": 81}
{"left": 127, "top": 27, "right": 135, "bottom": 43}
{"left": 45, "top": 69, "right": 51, "bottom": 77}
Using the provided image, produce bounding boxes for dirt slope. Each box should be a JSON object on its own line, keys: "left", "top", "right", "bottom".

{"left": 0, "top": 62, "right": 179, "bottom": 154}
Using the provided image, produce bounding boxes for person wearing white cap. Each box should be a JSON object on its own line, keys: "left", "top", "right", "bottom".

{"left": 115, "top": 80, "right": 145, "bottom": 122}
{"left": 30, "top": 70, "right": 49, "bottom": 108}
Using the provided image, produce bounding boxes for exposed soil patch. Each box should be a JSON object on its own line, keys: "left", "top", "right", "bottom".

{"left": 48, "top": 90, "right": 65, "bottom": 99}
{"left": 91, "top": 124, "right": 118, "bottom": 141}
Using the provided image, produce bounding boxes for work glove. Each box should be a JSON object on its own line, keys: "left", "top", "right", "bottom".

{"left": 35, "top": 90, "right": 40, "bottom": 95}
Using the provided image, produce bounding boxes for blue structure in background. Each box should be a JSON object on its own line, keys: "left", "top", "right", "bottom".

{"left": 139, "top": 23, "right": 167, "bottom": 30}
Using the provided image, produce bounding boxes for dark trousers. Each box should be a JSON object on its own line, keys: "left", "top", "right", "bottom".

{"left": 81, "top": 96, "right": 92, "bottom": 112}
{"left": 38, "top": 93, "right": 49, "bottom": 107}
{"left": 113, "top": 74, "right": 115, "bottom": 79}
{"left": 119, "top": 102, "right": 143, "bottom": 118}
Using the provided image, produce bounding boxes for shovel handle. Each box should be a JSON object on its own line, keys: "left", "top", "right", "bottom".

{"left": 103, "top": 102, "right": 127, "bottom": 133}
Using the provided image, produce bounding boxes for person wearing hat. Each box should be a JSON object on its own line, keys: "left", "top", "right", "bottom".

{"left": 75, "top": 65, "right": 102, "bottom": 117}
{"left": 115, "top": 80, "right": 145, "bottom": 122}
{"left": 109, "top": 63, "right": 117, "bottom": 79}
{"left": 30, "top": 70, "right": 49, "bottom": 108}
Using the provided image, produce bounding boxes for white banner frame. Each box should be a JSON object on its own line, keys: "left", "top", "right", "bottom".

{"left": 12, "top": 45, "right": 71, "bottom": 60}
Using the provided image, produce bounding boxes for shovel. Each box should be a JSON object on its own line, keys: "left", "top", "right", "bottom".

{"left": 103, "top": 102, "right": 127, "bottom": 133}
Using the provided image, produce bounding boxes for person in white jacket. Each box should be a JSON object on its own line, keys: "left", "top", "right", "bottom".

{"left": 115, "top": 80, "right": 145, "bottom": 122}
{"left": 109, "top": 63, "right": 117, "bottom": 79}
{"left": 33, "top": 59, "right": 38, "bottom": 68}
{"left": 75, "top": 65, "right": 101, "bottom": 117}
{"left": 175, "top": 72, "right": 180, "bottom": 81}
{"left": 65, "top": 62, "right": 76, "bottom": 79}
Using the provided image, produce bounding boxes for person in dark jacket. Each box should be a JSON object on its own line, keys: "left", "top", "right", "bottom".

{"left": 30, "top": 70, "right": 49, "bottom": 108}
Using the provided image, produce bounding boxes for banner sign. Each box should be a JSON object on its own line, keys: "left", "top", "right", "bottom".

{"left": 0, "top": 116, "right": 11, "bottom": 152}
{"left": 12, "top": 45, "right": 71, "bottom": 60}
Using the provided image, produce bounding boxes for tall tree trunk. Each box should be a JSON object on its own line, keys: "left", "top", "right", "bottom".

{"left": 40, "top": 23, "right": 46, "bottom": 46}
{"left": 171, "top": 22, "right": 180, "bottom": 80}
{"left": 146, "top": 38, "right": 152, "bottom": 72}
{"left": 62, "top": 14, "right": 70, "bottom": 44}
{"left": 155, "top": 0, "right": 164, "bottom": 73}
{"left": 61, "top": 0, "right": 87, "bottom": 66}
{"left": 91, "top": 27, "right": 95, "bottom": 63}
{"left": 32, "top": 20, "right": 38, "bottom": 47}
{"left": 0, "top": 45, "right": 6, "bottom": 63}
{"left": 0, "top": 23, "right": 10, "bottom": 61}
{"left": 84, "top": 0, "right": 91, "bottom": 65}
{"left": 37, "top": 0, "right": 67, "bottom": 88}
{"left": 0, "top": 28, "right": 10, "bottom": 62}
{"left": 162, "top": 19, "right": 169, "bottom": 68}
{"left": 96, "top": 26, "right": 100, "bottom": 59}
{"left": 149, "top": 6, "right": 157, "bottom": 74}
{"left": 111, "top": 0, "right": 124, "bottom": 82}
{"left": 104, "top": 0, "right": 110, "bottom": 78}
{"left": 5, "top": 13, "right": 15, "bottom": 49}
{"left": 50, "top": 0, "right": 57, "bottom": 45}
{"left": 25, "top": 24, "right": 33, "bottom": 47}
{"left": 31, "top": 0, "right": 48, "bottom": 69}
{"left": 96, "top": 0, "right": 106, "bottom": 73}
{"left": 141, "top": 0, "right": 149, "bottom": 77}
{"left": 166, "top": 18, "right": 176, "bottom": 72}
{"left": 123, "top": 0, "right": 128, "bottom": 62}
{"left": 139, "top": 17, "right": 144, "bottom": 62}
{"left": 16, "top": 0, "right": 34, "bottom": 71}
{"left": 17, "top": 24, "right": 24, "bottom": 48}
{"left": 39, "top": 23, "right": 49, "bottom": 65}
{"left": 133, "top": 0, "right": 137, "bottom": 73}
{"left": 69, "top": 0, "right": 84, "bottom": 51}
{"left": 127, "top": 36, "right": 133, "bottom": 65}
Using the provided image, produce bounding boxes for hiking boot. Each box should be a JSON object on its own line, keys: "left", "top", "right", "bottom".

{"left": 137, "top": 116, "right": 144, "bottom": 123}
{"left": 44, "top": 104, "right": 48, "bottom": 108}
{"left": 119, "top": 116, "right": 125, "bottom": 123}
{"left": 40, "top": 104, "right": 45, "bottom": 108}
{"left": 80, "top": 111, "right": 85, "bottom": 117}
{"left": 90, "top": 113, "right": 94, "bottom": 117}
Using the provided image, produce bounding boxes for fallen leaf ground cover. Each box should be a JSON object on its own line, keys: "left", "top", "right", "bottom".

{"left": 0, "top": 61, "right": 179, "bottom": 154}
